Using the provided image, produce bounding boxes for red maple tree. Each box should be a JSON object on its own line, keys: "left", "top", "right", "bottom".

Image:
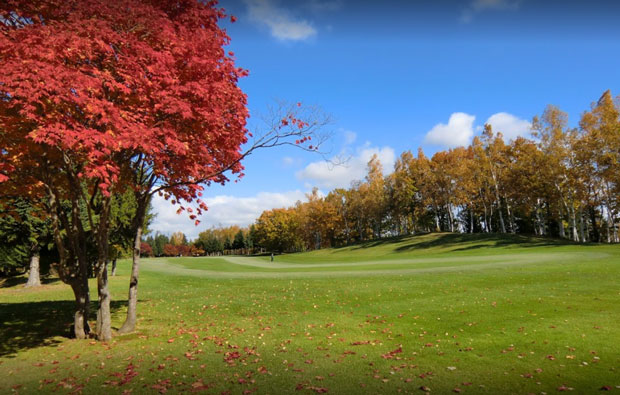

{"left": 0, "top": 0, "right": 330, "bottom": 340}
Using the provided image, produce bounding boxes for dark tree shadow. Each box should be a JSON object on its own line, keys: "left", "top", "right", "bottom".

{"left": 347, "top": 235, "right": 411, "bottom": 250}
{"left": 0, "top": 299, "right": 128, "bottom": 358}
{"left": 0, "top": 275, "right": 61, "bottom": 289}
{"left": 328, "top": 232, "right": 581, "bottom": 253}
{"left": 394, "top": 232, "right": 578, "bottom": 253}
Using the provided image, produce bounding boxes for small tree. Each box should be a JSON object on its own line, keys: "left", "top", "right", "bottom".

{"left": 139, "top": 242, "right": 153, "bottom": 258}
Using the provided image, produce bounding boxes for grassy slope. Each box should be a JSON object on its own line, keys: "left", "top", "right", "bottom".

{"left": 1, "top": 233, "right": 619, "bottom": 394}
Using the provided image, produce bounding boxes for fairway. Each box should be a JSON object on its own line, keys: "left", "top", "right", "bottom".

{"left": 1, "top": 234, "right": 619, "bottom": 394}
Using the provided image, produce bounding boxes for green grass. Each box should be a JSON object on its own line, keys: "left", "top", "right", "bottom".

{"left": 1, "top": 233, "right": 619, "bottom": 394}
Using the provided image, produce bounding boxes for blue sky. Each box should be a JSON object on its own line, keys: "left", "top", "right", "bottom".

{"left": 151, "top": 0, "right": 620, "bottom": 238}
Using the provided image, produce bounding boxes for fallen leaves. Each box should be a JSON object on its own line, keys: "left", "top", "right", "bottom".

{"left": 106, "top": 363, "right": 139, "bottom": 387}
{"left": 381, "top": 346, "right": 403, "bottom": 360}
{"left": 190, "top": 379, "right": 211, "bottom": 392}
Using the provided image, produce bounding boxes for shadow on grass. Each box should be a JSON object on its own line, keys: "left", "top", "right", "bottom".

{"left": 0, "top": 275, "right": 61, "bottom": 289}
{"left": 394, "top": 232, "right": 577, "bottom": 253}
{"left": 0, "top": 299, "right": 127, "bottom": 358}
{"left": 334, "top": 232, "right": 580, "bottom": 253}
{"left": 339, "top": 235, "right": 413, "bottom": 251}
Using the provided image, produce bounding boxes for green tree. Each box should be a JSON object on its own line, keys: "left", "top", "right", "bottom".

{"left": 233, "top": 230, "right": 245, "bottom": 250}
{"left": 0, "top": 198, "right": 53, "bottom": 285}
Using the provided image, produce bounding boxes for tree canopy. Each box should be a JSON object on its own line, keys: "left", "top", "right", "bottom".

{"left": 0, "top": 0, "right": 249, "bottom": 340}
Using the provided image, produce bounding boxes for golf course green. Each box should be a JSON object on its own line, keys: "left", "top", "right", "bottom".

{"left": 1, "top": 233, "right": 619, "bottom": 393}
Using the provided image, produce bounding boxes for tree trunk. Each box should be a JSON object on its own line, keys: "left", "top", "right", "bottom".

{"left": 589, "top": 206, "right": 599, "bottom": 242}
{"left": 505, "top": 201, "right": 514, "bottom": 233}
{"left": 491, "top": 173, "right": 506, "bottom": 233}
{"left": 448, "top": 204, "right": 454, "bottom": 232}
{"left": 25, "top": 246, "right": 41, "bottom": 287}
{"left": 534, "top": 202, "right": 540, "bottom": 236}
{"left": 119, "top": 195, "right": 148, "bottom": 334}
{"left": 606, "top": 204, "right": 615, "bottom": 243}
{"left": 470, "top": 207, "right": 474, "bottom": 234}
{"left": 489, "top": 204, "right": 494, "bottom": 233}
{"left": 45, "top": 186, "right": 92, "bottom": 339}
{"left": 96, "top": 261, "right": 112, "bottom": 341}
{"left": 497, "top": 201, "right": 506, "bottom": 233}
{"left": 482, "top": 201, "right": 488, "bottom": 233}
{"left": 570, "top": 206, "right": 578, "bottom": 241}
{"left": 558, "top": 207, "right": 565, "bottom": 239}
{"left": 70, "top": 278, "right": 90, "bottom": 339}
{"left": 111, "top": 258, "right": 117, "bottom": 276}
{"left": 578, "top": 207, "right": 585, "bottom": 243}
{"left": 535, "top": 198, "right": 545, "bottom": 236}
{"left": 92, "top": 195, "right": 113, "bottom": 341}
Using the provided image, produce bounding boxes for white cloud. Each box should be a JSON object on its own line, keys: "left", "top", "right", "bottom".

{"left": 281, "top": 156, "right": 302, "bottom": 167}
{"left": 471, "top": 0, "right": 520, "bottom": 11}
{"left": 150, "top": 190, "right": 307, "bottom": 239}
{"left": 296, "top": 145, "right": 396, "bottom": 189}
{"left": 485, "top": 112, "right": 531, "bottom": 141}
{"left": 343, "top": 130, "right": 357, "bottom": 145}
{"left": 424, "top": 112, "right": 476, "bottom": 148}
{"left": 245, "top": 0, "right": 317, "bottom": 41}
{"left": 302, "top": 0, "right": 343, "bottom": 12}
{"left": 461, "top": 0, "right": 520, "bottom": 22}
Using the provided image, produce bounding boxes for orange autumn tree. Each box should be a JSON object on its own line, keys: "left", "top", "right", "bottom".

{"left": 0, "top": 0, "right": 328, "bottom": 340}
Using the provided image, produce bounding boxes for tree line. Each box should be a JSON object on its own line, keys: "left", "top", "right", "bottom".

{"left": 142, "top": 226, "right": 256, "bottom": 257}
{"left": 251, "top": 91, "right": 620, "bottom": 252}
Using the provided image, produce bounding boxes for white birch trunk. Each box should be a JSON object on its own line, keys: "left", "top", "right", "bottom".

{"left": 25, "top": 248, "right": 41, "bottom": 287}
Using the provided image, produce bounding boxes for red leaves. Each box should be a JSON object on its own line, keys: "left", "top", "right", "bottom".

{"left": 224, "top": 351, "right": 241, "bottom": 364}
{"left": 381, "top": 346, "right": 403, "bottom": 360}
{"left": 0, "top": 0, "right": 250, "bottom": 220}
{"left": 151, "top": 379, "right": 172, "bottom": 393}
{"left": 350, "top": 339, "right": 380, "bottom": 346}
{"left": 296, "top": 383, "right": 328, "bottom": 393}
{"left": 108, "top": 363, "right": 138, "bottom": 386}
{"left": 190, "top": 380, "right": 211, "bottom": 391}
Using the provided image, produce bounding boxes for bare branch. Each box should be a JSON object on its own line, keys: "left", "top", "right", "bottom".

{"left": 152, "top": 100, "right": 337, "bottom": 195}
